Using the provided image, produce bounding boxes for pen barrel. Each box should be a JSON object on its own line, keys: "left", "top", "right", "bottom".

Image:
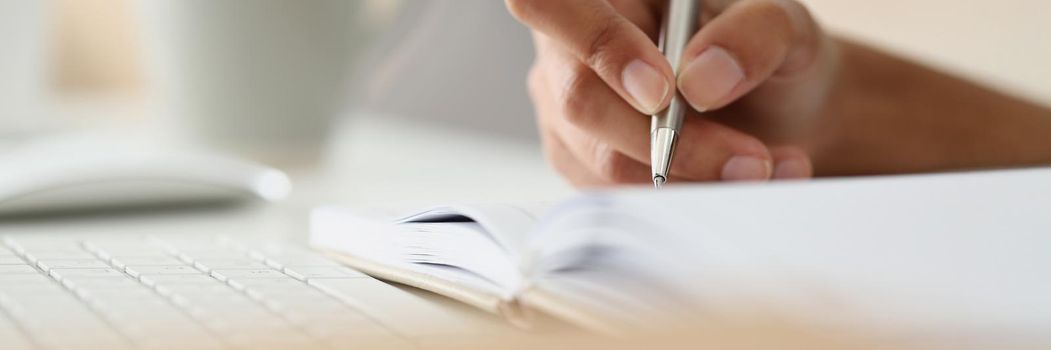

{"left": 651, "top": 0, "right": 701, "bottom": 132}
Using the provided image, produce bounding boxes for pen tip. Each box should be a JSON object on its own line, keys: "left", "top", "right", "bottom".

{"left": 653, "top": 175, "right": 666, "bottom": 189}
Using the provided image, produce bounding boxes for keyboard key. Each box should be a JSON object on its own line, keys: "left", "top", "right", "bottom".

{"left": 0, "top": 265, "right": 38, "bottom": 274}
{"left": 94, "top": 292, "right": 174, "bottom": 308}
{"left": 252, "top": 286, "right": 330, "bottom": 300}
{"left": 248, "top": 244, "right": 314, "bottom": 257}
{"left": 50, "top": 268, "right": 126, "bottom": 280}
{"left": 176, "top": 249, "right": 246, "bottom": 262}
{"left": 117, "top": 314, "right": 201, "bottom": 333}
{"left": 63, "top": 277, "right": 141, "bottom": 290}
{"left": 110, "top": 257, "right": 184, "bottom": 267}
{"left": 0, "top": 283, "right": 65, "bottom": 297}
{"left": 173, "top": 291, "right": 250, "bottom": 306}
{"left": 162, "top": 284, "right": 241, "bottom": 296}
{"left": 310, "top": 278, "right": 480, "bottom": 338}
{"left": 6, "top": 302, "right": 98, "bottom": 326}
{"left": 194, "top": 299, "right": 272, "bottom": 315}
{"left": 140, "top": 274, "right": 220, "bottom": 287}
{"left": 7, "top": 238, "right": 80, "bottom": 250}
{"left": 36, "top": 258, "right": 110, "bottom": 270}
{"left": 272, "top": 255, "right": 342, "bottom": 267}
{"left": 3, "top": 286, "right": 82, "bottom": 303}
{"left": 79, "top": 288, "right": 158, "bottom": 303}
{"left": 100, "top": 250, "right": 173, "bottom": 260}
{"left": 101, "top": 305, "right": 187, "bottom": 324}
{"left": 87, "top": 242, "right": 172, "bottom": 260}
{"left": 128, "top": 265, "right": 201, "bottom": 276}
{"left": 192, "top": 259, "right": 269, "bottom": 270}
{"left": 0, "top": 273, "right": 51, "bottom": 284}
{"left": 212, "top": 269, "right": 287, "bottom": 280}
{"left": 284, "top": 266, "right": 366, "bottom": 280}
{"left": 24, "top": 250, "right": 98, "bottom": 261}
{"left": 235, "top": 277, "right": 311, "bottom": 289}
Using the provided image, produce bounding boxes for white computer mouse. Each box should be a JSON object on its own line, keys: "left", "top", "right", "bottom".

{"left": 0, "top": 136, "right": 292, "bottom": 216}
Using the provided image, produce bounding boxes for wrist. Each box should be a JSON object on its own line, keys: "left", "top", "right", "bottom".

{"left": 807, "top": 39, "right": 1051, "bottom": 176}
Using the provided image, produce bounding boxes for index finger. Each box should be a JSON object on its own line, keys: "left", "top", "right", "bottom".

{"left": 506, "top": 0, "right": 676, "bottom": 114}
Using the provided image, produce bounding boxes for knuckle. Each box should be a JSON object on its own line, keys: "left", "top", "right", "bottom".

{"left": 752, "top": 0, "right": 809, "bottom": 39}
{"left": 776, "top": 0, "right": 813, "bottom": 18}
{"left": 505, "top": 0, "right": 538, "bottom": 24}
{"left": 752, "top": 0, "right": 795, "bottom": 33}
{"left": 593, "top": 146, "right": 636, "bottom": 184}
{"left": 557, "top": 68, "right": 599, "bottom": 127}
{"left": 581, "top": 17, "right": 629, "bottom": 77}
{"left": 750, "top": 0, "right": 820, "bottom": 75}
{"left": 779, "top": 0, "right": 819, "bottom": 41}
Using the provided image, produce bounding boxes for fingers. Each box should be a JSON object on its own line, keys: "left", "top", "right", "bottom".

{"left": 678, "top": 0, "right": 821, "bottom": 112}
{"left": 534, "top": 35, "right": 774, "bottom": 183}
{"left": 549, "top": 127, "right": 654, "bottom": 186}
{"left": 517, "top": 0, "right": 823, "bottom": 186}
{"left": 529, "top": 45, "right": 652, "bottom": 186}
{"left": 769, "top": 145, "right": 813, "bottom": 179}
{"left": 677, "top": 118, "right": 773, "bottom": 181}
{"left": 506, "top": 0, "right": 674, "bottom": 114}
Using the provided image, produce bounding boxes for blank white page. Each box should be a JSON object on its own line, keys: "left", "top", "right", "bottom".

{"left": 531, "top": 167, "right": 1051, "bottom": 341}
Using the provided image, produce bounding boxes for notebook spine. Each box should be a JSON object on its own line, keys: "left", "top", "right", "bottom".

{"left": 497, "top": 296, "right": 537, "bottom": 329}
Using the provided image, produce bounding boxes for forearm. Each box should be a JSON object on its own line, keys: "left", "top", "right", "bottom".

{"left": 810, "top": 39, "right": 1051, "bottom": 176}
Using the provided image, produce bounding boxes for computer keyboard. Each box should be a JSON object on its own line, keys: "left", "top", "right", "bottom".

{"left": 0, "top": 235, "right": 471, "bottom": 350}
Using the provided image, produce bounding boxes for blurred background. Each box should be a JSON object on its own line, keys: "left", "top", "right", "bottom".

{"left": 8, "top": 0, "right": 1050, "bottom": 134}
{"left": 1, "top": 0, "right": 1050, "bottom": 204}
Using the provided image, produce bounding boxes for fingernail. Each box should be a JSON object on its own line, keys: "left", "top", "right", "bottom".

{"left": 774, "top": 159, "right": 812, "bottom": 179}
{"left": 679, "top": 46, "right": 745, "bottom": 111}
{"left": 622, "top": 60, "right": 669, "bottom": 114}
{"left": 721, "top": 156, "right": 772, "bottom": 181}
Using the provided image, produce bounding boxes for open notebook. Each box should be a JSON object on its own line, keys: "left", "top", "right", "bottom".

{"left": 310, "top": 168, "right": 1051, "bottom": 338}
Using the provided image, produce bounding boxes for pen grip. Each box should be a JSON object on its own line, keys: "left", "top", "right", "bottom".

{"left": 652, "top": 0, "right": 701, "bottom": 131}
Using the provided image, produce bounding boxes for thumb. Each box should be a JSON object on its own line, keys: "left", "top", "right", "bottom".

{"left": 677, "top": 0, "right": 822, "bottom": 112}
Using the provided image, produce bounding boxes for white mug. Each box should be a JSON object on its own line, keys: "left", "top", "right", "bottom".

{"left": 0, "top": 0, "right": 48, "bottom": 135}
{"left": 138, "top": 0, "right": 402, "bottom": 163}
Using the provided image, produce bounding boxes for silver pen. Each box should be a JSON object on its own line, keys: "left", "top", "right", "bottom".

{"left": 651, "top": 0, "right": 701, "bottom": 189}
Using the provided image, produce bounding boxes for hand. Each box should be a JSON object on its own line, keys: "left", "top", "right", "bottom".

{"left": 507, "top": 0, "right": 839, "bottom": 186}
